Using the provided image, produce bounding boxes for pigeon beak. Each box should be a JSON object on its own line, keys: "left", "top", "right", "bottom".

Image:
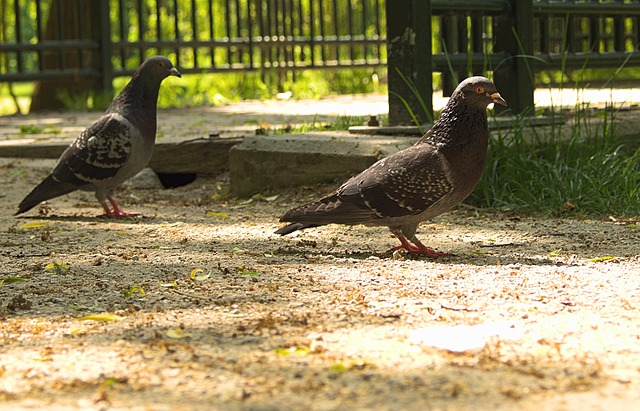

{"left": 169, "top": 67, "right": 181, "bottom": 78}
{"left": 489, "top": 92, "right": 507, "bottom": 107}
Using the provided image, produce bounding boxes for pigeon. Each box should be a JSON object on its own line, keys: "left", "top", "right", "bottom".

{"left": 16, "top": 56, "right": 181, "bottom": 218}
{"left": 275, "top": 76, "right": 507, "bottom": 257}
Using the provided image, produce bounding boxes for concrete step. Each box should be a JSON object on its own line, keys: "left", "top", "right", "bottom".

{"left": 229, "top": 131, "right": 417, "bottom": 197}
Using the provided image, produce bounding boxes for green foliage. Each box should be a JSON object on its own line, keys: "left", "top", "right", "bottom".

{"left": 57, "top": 89, "right": 114, "bottom": 111}
{"left": 469, "top": 105, "right": 640, "bottom": 216}
{"left": 110, "top": 69, "right": 385, "bottom": 109}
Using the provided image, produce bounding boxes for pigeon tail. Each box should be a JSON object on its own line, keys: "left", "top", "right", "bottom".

{"left": 275, "top": 222, "right": 317, "bottom": 236}
{"left": 15, "top": 175, "right": 80, "bottom": 215}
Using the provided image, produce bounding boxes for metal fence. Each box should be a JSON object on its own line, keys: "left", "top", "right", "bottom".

{"left": 0, "top": 0, "right": 385, "bottom": 81}
{"left": 1, "top": 0, "right": 640, "bottom": 120}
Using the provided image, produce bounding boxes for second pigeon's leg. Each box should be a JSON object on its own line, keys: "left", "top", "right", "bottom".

{"left": 106, "top": 195, "right": 141, "bottom": 218}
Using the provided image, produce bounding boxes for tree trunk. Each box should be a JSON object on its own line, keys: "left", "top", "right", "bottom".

{"left": 30, "top": 0, "right": 105, "bottom": 112}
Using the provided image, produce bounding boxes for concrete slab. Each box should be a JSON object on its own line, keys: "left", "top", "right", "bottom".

{"left": 229, "top": 131, "right": 417, "bottom": 197}
{"left": 2, "top": 91, "right": 640, "bottom": 198}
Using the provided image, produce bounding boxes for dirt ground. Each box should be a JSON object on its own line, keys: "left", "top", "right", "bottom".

{"left": 0, "top": 154, "right": 638, "bottom": 411}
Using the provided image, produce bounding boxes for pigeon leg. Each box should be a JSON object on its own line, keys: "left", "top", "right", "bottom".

{"left": 391, "top": 234, "right": 420, "bottom": 253}
{"left": 390, "top": 230, "right": 450, "bottom": 258}
{"left": 105, "top": 195, "right": 141, "bottom": 218}
{"left": 411, "top": 237, "right": 451, "bottom": 258}
{"left": 99, "top": 200, "right": 116, "bottom": 218}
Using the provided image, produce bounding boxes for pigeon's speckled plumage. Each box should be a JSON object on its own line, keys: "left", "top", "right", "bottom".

{"left": 275, "top": 76, "right": 507, "bottom": 257}
{"left": 16, "top": 56, "right": 181, "bottom": 218}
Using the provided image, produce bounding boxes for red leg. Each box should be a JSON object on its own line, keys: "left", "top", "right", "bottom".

{"left": 391, "top": 231, "right": 450, "bottom": 258}
{"left": 99, "top": 196, "right": 141, "bottom": 218}
{"left": 99, "top": 200, "right": 116, "bottom": 218}
{"left": 411, "top": 237, "right": 451, "bottom": 258}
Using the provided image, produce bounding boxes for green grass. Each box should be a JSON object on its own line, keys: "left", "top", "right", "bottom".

{"left": 0, "top": 68, "right": 385, "bottom": 114}
{"left": 468, "top": 104, "right": 640, "bottom": 216}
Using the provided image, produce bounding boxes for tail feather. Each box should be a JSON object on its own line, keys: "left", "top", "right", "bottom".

{"left": 275, "top": 192, "right": 376, "bottom": 235}
{"left": 274, "top": 222, "right": 317, "bottom": 236}
{"left": 16, "top": 175, "right": 80, "bottom": 215}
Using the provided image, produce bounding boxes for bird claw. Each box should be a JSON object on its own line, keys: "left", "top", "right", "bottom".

{"left": 102, "top": 198, "right": 141, "bottom": 218}
{"left": 392, "top": 241, "right": 451, "bottom": 258}
{"left": 104, "top": 210, "right": 141, "bottom": 219}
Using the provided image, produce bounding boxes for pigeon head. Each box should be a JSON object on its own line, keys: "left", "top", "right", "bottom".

{"left": 136, "top": 55, "right": 182, "bottom": 82}
{"left": 452, "top": 76, "right": 507, "bottom": 109}
{"left": 106, "top": 56, "right": 180, "bottom": 129}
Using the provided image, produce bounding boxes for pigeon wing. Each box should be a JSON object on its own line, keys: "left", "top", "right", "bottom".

{"left": 53, "top": 113, "right": 133, "bottom": 186}
{"left": 338, "top": 143, "right": 454, "bottom": 219}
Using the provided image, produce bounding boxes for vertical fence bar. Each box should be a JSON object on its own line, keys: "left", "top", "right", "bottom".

{"left": 35, "top": 0, "right": 44, "bottom": 72}
{"left": 99, "top": 0, "right": 113, "bottom": 94}
{"left": 386, "top": 0, "right": 432, "bottom": 125}
{"left": 613, "top": 0, "right": 625, "bottom": 52}
{"left": 76, "top": 0, "right": 84, "bottom": 70}
{"left": 57, "top": 0, "right": 64, "bottom": 69}
{"left": 192, "top": 0, "right": 198, "bottom": 68}
{"left": 234, "top": 0, "right": 241, "bottom": 66}
{"left": 174, "top": 0, "right": 180, "bottom": 65}
{"left": 225, "top": 0, "right": 232, "bottom": 66}
{"left": 297, "top": 0, "right": 304, "bottom": 63}
{"left": 209, "top": 0, "right": 216, "bottom": 67}
{"left": 362, "top": 0, "right": 368, "bottom": 63}
{"left": 318, "top": 0, "right": 326, "bottom": 63}
{"left": 247, "top": 0, "right": 254, "bottom": 69}
{"left": 440, "top": 15, "right": 459, "bottom": 96}
{"left": 493, "top": 0, "right": 534, "bottom": 115}
{"left": 347, "top": 0, "right": 354, "bottom": 63}
{"left": 118, "top": 0, "right": 126, "bottom": 67}
{"left": 14, "top": 0, "right": 22, "bottom": 72}
{"left": 332, "top": 0, "right": 339, "bottom": 63}
{"left": 309, "top": 0, "right": 316, "bottom": 66}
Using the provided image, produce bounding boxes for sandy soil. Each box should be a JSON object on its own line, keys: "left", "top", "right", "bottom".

{"left": 1, "top": 156, "right": 639, "bottom": 411}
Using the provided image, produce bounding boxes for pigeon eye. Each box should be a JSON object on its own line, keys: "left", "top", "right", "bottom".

{"left": 475, "top": 86, "right": 485, "bottom": 94}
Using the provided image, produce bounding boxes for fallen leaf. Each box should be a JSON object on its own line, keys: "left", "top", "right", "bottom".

{"left": 166, "top": 328, "right": 192, "bottom": 339}
{"left": 18, "top": 222, "right": 48, "bottom": 230}
{"left": 76, "top": 313, "right": 124, "bottom": 322}
{"left": 588, "top": 256, "right": 616, "bottom": 263}
{"left": 190, "top": 268, "right": 211, "bottom": 282}
{"left": 206, "top": 211, "right": 229, "bottom": 218}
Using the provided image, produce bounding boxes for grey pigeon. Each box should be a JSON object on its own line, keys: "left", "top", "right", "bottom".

{"left": 16, "top": 56, "right": 181, "bottom": 218}
{"left": 275, "top": 76, "right": 507, "bottom": 257}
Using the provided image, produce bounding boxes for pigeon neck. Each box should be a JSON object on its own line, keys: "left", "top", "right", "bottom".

{"left": 421, "top": 98, "right": 488, "bottom": 147}
{"left": 107, "top": 73, "right": 160, "bottom": 135}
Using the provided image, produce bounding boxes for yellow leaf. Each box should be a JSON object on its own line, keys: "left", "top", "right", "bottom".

{"left": 588, "top": 256, "right": 616, "bottom": 263}
{"left": 190, "top": 268, "right": 211, "bottom": 282}
{"left": 18, "top": 222, "right": 48, "bottom": 230}
{"left": 548, "top": 249, "right": 561, "bottom": 258}
{"left": 206, "top": 211, "right": 229, "bottom": 218}
{"left": 44, "top": 261, "right": 69, "bottom": 271}
{"left": 166, "top": 328, "right": 192, "bottom": 339}
{"left": 76, "top": 313, "right": 123, "bottom": 322}
{"left": 161, "top": 281, "right": 177, "bottom": 288}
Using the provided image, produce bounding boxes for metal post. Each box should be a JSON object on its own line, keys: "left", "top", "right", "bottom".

{"left": 386, "top": 0, "right": 432, "bottom": 126}
{"left": 98, "top": 0, "right": 113, "bottom": 95}
{"left": 493, "top": 0, "right": 534, "bottom": 115}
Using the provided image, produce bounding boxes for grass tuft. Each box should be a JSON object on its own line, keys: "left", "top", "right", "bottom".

{"left": 469, "top": 103, "right": 640, "bottom": 216}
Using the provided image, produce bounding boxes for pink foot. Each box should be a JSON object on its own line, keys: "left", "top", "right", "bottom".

{"left": 101, "top": 197, "right": 141, "bottom": 218}
{"left": 392, "top": 235, "right": 451, "bottom": 258}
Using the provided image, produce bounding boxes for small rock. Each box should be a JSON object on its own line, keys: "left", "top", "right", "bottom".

{"left": 125, "top": 167, "right": 164, "bottom": 189}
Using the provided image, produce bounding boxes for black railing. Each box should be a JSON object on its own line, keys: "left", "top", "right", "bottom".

{"left": 1, "top": 0, "right": 640, "bottom": 121}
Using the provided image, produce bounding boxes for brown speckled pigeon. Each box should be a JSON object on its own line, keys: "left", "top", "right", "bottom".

{"left": 275, "top": 76, "right": 507, "bottom": 257}
{"left": 16, "top": 56, "right": 181, "bottom": 218}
